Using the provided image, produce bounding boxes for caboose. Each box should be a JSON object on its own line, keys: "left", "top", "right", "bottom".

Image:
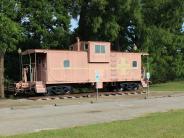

{"left": 15, "top": 38, "right": 148, "bottom": 95}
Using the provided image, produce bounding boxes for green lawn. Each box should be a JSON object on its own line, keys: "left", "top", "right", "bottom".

{"left": 150, "top": 81, "right": 184, "bottom": 92}
{"left": 2, "top": 109, "right": 184, "bottom": 138}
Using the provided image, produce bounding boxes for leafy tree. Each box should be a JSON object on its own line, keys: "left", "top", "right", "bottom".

{"left": 76, "top": 0, "right": 143, "bottom": 50}
{"left": 19, "top": 0, "right": 73, "bottom": 50}
{"left": 0, "top": 0, "right": 23, "bottom": 97}
{"left": 141, "top": 0, "right": 184, "bottom": 82}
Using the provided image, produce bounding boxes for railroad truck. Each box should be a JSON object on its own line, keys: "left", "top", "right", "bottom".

{"left": 15, "top": 39, "right": 148, "bottom": 95}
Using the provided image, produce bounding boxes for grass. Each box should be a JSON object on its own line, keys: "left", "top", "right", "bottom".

{"left": 150, "top": 81, "right": 184, "bottom": 92}
{"left": 1, "top": 109, "right": 184, "bottom": 138}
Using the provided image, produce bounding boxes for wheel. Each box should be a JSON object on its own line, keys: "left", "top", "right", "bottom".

{"left": 119, "top": 83, "right": 127, "bottom": 91}
{"left": 46, "top": 87, "right": 55, "bottom": 96}
{"left": 133, "top": 86, "right": 138, "bottom": 90}
{"left": 119, "top": 87, "right": 124, "bottom": 91}
{"left": 46, "top": 85, "right": 72, "bottom": 95}
{"left": 63, "top": 87, "right": 71, "bottom": 94}
{"left": 126, "top": 83, "right": 139, "bottom": 91}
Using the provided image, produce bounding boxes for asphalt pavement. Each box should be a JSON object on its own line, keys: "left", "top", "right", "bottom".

{"left": 0, "top": 94, "right": 184, "bottom": 136}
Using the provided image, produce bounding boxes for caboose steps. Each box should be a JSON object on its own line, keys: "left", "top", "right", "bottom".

{"left": 35, "top": 82, "right": 46, "bottom": 93}
{"left": 141, "top": 79, "right": 148, "bottom": 88}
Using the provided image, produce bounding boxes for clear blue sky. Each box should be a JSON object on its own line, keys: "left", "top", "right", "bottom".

{"left": 70, "top": 17, "right": 79, "bottom": 31}
{"left": 182, "top": 23, "right": 184, "bottom": 32}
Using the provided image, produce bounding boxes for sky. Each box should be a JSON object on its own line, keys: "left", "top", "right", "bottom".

{"left": 182, "top": 23, "right": 184, "bottom": 32}
{"left": 70, "top": 17, "right": 79, "bottom": 32}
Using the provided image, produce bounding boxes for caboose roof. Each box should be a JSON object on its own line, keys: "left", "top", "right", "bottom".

{"left": 21, "top": 49, "right": 149, "bottom": 56}
{"left": 141, "top": 52, "right": 149, "bottom": 56}
{"left": 21, "top": 49, "right": 49, "bottom": 55}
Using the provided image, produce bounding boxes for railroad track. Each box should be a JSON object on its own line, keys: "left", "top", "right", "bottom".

{"left": 27, "top": 90, "right": 147, "bottom": 101}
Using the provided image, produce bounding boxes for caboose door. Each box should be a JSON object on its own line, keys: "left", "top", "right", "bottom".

{"left": 37, "top": 54, "right": 47, "bottom": 82}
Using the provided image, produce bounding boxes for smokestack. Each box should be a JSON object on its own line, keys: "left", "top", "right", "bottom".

{"left": 76, "top": 37, "right": 80, "bottom": 51}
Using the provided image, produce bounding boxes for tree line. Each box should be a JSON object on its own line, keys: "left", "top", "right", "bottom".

{"left": 0, "top": 0, "right": 184, "bottom": 84}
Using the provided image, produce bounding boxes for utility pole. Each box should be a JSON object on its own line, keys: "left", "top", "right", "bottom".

{"left": 146, "top": 56, "right": 150, "bottom": 99}
{"left": 0, "top": 51, "right": 5, "bottom": 98}
{"left": 95, "top": 72, "right": 100, "bottom": 101}
{"left": 18, "top": 48, "right": 22, "bottom": 80}
{"left": 96, "top": 82, "right": 99, "bottom": 101}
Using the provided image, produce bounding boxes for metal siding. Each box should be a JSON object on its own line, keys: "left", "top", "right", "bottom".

{"left": 46, "top": 50, "right": 142, "bottom": 84}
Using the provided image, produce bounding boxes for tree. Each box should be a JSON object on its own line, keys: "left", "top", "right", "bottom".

{"left": 19, "top": 0, "right": 73, "bottom": 50}
{"left": 0, "top": 14, "right": 22, "bottom": 98}
{"left": 0, "top": 0, "right": 23, "bottom": 97}
{"left": 76, "top": 0, "right": 143, "bottom": 50}
{"left": 141, "top": 0, "right": 184, "bottom": 82}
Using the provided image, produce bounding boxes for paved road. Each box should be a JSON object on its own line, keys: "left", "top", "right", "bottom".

{"left": 0, "top": 95, "right": 184, "bottom": 136}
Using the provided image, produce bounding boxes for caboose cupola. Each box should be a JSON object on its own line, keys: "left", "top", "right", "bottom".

{"left": 69, "top": 38, "right": 111, "bottom": 63}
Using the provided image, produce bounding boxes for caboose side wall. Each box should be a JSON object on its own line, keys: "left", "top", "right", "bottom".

{"left": 45, "top": 50, "right": 142, "bottom": 85}
{"left": 110, "top": 52, "right": 142, "bottom": 82}
{"left": 46, "top": 51, "right": 90, "bottom": 84}
{"left": 46, "top": 50, "right": 110, "bottom": 84}
{"left": 88, "top": 63, "right": 110, "bottom": 82}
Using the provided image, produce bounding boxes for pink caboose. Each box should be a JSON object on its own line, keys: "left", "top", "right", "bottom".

{"left": 15, "top": 39, "right": 148, "bottom": 94}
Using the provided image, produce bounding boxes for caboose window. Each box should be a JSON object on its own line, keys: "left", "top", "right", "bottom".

{"left": 101, "top": 46, "right": 105, "bottom": 53}
{"left": 132, "top": 61, "right": 137, "bottom": 68}
{"left": 95, "top": 45, "right": 105, "bottom": 53}
{"left": 84, "top": 43, "right": 88, "bottom": 51}
{"left": 64, "top": 60, "right": 70, "bottom": 68}
{"left": 95, "top": 45, "right": 101, "bottom": 53}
